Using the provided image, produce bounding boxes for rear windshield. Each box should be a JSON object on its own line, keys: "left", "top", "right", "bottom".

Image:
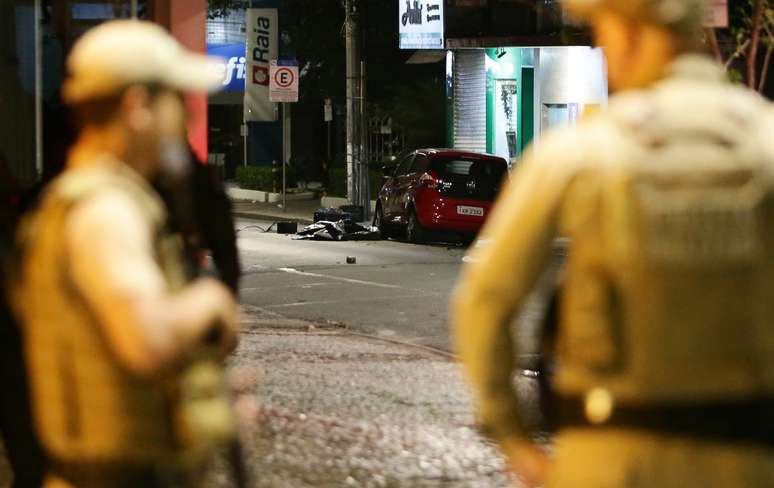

{"left": 432, "top": 157, "right": 507, "bottom": 179}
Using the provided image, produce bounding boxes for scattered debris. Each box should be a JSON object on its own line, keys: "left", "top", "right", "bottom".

{"left": 314, "top": 207, "right": 353, "bottom": 223}
{"left": 295, "top": 220, "right": 381, "bottom": 242}
{"left": 276, "top": 222, "right": 298, "bottom": 235}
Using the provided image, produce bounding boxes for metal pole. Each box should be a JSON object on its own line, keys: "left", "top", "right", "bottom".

{"left": 327, "top": 121, "right": 331, "bottom": 161}
{"left": 131, "top": 0, "right": 138, "bottom": 18}
{"left": 345, "top": 0, "right": 359, "bottom": 205}
{"left": 324, "top": 98, "right": 333, "bottom": 162}
{"left": 34, "top": 0, "right": 43, "bottom": 178}
{"left": 360, "top": 60, "right": 369, "bottom": 221}
{"left": 282, "top": 103, "right": 290, "bottom": 212}
{"left": 243, "top": 124, "right": 248, "bottom": 167}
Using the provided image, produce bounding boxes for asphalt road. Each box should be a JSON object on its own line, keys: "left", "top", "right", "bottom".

{"left": 235, "top": 219, "right": 467, "bottom": 352}
{"left": 235, "top": 218, "right": 553, "bottom": 360}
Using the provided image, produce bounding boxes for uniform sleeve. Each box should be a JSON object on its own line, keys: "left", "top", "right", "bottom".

{"left": 451, "top": 129, "right": 581, "bottom": 443}
{"left": 65, "top": 191, "right": 167, "bottom": 366}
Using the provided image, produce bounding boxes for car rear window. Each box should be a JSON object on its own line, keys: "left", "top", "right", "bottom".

{"left": 433, "top": 157, "right": 507, "bottom": 179}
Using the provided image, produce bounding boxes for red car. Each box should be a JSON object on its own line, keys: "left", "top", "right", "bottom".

{"left": 374, "top": 149, "right": 509, "bottom": 243}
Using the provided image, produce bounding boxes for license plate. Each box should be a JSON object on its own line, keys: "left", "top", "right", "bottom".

{"left": 457, "top": 206, "right": 484, "bottom": 217}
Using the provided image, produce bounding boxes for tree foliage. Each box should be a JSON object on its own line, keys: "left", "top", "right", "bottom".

{"left": 708, "top": 0, "right": 774, "bottom": 93}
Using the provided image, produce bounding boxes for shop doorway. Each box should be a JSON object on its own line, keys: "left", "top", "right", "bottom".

{"left": 494, "top": 79, "right": 518, "bottom": 167}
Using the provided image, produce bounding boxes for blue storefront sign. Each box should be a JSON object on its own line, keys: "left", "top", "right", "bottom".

{"left": 208, "top": 43, "right": 246, "bottom": 92}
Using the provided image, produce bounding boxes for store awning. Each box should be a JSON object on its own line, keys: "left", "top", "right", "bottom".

{"left": 405, "top": 50, "right": 447, "bottom": 64}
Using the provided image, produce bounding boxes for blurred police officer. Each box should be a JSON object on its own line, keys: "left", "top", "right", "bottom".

{"left": 453, "top": 0, "right": 774, "bottom": 486}
{"left": 12, "top": 21, "right": 238, "bottom": 488}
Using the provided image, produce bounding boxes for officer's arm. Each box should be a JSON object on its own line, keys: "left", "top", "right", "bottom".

{"left": 451, "top": 131, "right": 578, "bottom": 444}
{"left": 66, "top": 191, "right": 236, "bottom": 377}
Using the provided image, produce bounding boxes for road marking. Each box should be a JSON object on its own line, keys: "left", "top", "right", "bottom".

{"left": 278, "top": 267, "right": 414, "bottom": 291}
{"left": 241, "top": 282, "right": 330, "bottom": 292}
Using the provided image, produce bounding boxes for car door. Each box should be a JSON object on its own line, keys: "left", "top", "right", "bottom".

{"left": 385, "top": 153, "right": 415, "bottom": 219}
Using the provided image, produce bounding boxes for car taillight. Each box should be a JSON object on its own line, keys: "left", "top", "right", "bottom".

{"left": 419, "top": 171, "right": 440, "bottom": 190}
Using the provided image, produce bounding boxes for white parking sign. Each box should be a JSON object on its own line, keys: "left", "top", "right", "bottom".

{"left": 269, "top": 60, "right": 299, "bottom": 103}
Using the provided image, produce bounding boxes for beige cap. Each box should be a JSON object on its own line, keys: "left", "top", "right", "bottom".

{"left": 63, "top": 20, "right": 225, "bottom": 104}
{"left": 564, "top": 0, "right": 706, "bottom": 32}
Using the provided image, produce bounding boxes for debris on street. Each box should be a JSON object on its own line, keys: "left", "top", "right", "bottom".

{"left": 295, "top": 220, "right": 381, "bottom": 242}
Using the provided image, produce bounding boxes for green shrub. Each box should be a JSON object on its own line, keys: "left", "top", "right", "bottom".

{"left": 236, "top": 166, "right": 274, "bottom": 192}
{"left": 236, "top": 165, "right": 300, "bottom": 192}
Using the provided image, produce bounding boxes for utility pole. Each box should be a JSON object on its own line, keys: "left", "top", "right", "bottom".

{"left": 345, "top": 0, "right": 361, "bottom": 210}
{"left": 360, "top": 59, "right": 370, "bottom": 221}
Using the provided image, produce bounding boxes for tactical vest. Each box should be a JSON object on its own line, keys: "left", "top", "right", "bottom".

{"left": 15, "top": 161, "right": 188, "bottom": 464}
{"left": 554, "top": 74, "right": 774, "bottom": 404}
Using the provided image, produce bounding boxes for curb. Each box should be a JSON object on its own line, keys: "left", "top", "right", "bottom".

{"left": 340, "top": 330, "right": 457, "bottom": 361}
{"left": 233, "top": 211, "right": 314, "bottom": 225}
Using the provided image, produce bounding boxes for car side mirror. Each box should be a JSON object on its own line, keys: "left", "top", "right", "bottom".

{"left": 381, "top": 165, "right": 395, "bottom": 176}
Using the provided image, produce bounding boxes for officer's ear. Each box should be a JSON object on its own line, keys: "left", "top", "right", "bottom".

{"left": 121, "top": 85, "right": 154, "bottom": 133}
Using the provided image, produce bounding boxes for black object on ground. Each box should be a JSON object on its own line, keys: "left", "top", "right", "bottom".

{"left": 295, "top": 220, "right": 381, "bottom": 241}
{"left": 338, "top": 205, "right": 364, "bottom": 223}
{"left": 276, "top": 222, "right": 298, "bottom": 235}
{"left": 346, "top": 256, "right": 357, "bottom": 264}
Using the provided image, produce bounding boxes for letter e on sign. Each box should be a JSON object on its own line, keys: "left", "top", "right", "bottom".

{"left": 269, "top": 60, "right": 299, "bottom": 103}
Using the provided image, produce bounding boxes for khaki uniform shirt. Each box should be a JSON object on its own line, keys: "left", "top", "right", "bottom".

{"left": 15, "top": 154, "right": 186, "bottom": 464}
{"left": 452, "top": 55, "right": 774, "bottom": 444}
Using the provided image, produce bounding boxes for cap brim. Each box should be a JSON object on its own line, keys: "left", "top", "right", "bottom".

{"left": 164, "top": 52, "right": 227, "bottom": 94}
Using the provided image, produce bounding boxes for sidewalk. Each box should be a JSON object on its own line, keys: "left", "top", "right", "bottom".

{"left": 206, "top": 305, "right": 515, "bottom": 488}
{"left": 0, "top": 307, "right": 521, "bottom": 488}
{"left": 232, "top": 198, "right": 320, "bottom": 224}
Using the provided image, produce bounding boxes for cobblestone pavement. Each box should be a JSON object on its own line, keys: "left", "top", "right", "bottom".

{"left": 203, "top": 305, "right": 517, "bottom": 488}
{"left": 0, "top": 306, "right": 526, "bottom": 487}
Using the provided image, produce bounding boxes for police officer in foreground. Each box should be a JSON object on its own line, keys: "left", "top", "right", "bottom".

{"left": 452, "top": 0, "right": 774, "bottom": 486}
{"left": 12, "top": 20, "right": 239, "bottom": 487}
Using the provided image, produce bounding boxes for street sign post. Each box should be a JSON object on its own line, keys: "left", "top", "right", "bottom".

{"left": 324, "top": 99, "right": 333, "bottom": 122}
{"left": 270, "top": 60, "right": 299, "bottom": 211}
{"left": 324, "top": 97, "right": 333, "bottom": 161}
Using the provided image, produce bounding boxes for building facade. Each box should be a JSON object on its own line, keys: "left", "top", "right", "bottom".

{"left": 448, "top": 46, "right": 607, "bottom": 167}
{"left": 400, "top": 0, "right": 609, "bottom": 167}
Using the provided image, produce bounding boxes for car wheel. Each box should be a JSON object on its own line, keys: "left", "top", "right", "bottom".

{"left": 373, "top": 204, "right": 389, "bottom": 238}
{"left": 406, "top": 208, "right": 426, "bottom": 244}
